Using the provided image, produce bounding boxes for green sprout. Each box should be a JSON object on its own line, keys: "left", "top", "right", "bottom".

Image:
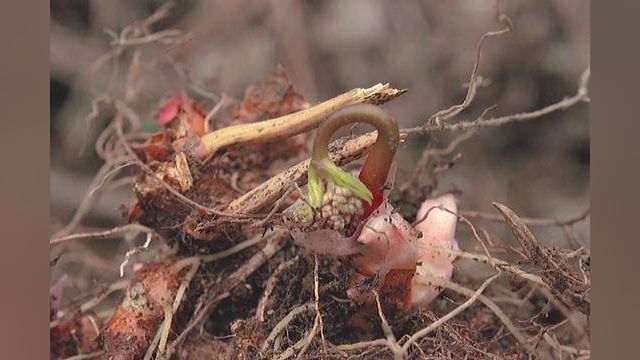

{"left": 289, "top": 104, "right": 400, "bottom": 233}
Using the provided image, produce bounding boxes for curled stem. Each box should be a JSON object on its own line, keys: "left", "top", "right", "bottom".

{"left": 310, "top": 104, "right": 400, "bottom": 214}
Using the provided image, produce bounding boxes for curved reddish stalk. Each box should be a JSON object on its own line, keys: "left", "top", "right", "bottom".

{"left": 312, "top": 104, "right": 400, "bottom": 217}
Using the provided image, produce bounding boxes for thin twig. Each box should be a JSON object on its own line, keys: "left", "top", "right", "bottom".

{"left": 259, "top": 303, "right": 316, "bottom": 355}
{"left": 110, "top": 30, "right": 184, "bottom": 47}
{"left": 542, "top": 332, "right": 590, "bottom": 357}
{"left": 144, "top": 323, "right": 164, "bottom": 360}
{"left": 81, "top": 94, "right": 112, "bottom": 155}
{"left": 493, "top": 202, "right": 590, "bottom": 314}
{"left": 164, "top": 230, "right": 289, "bottom": 358}
{"left": 417, "top": 243, "right": 547, "bottom": 287}
{"left": 204, "top": 93, "right": 232, "bottom": 132}
{"left": 87, "top": 162, "right": 135, "bottom": 198}
{"left": 401, "top": 274, "right": 501, "bottom": 354}
{"left": 256, "top": 255, "right": 301, "bottom": 322}
{"left": 427, "top": 2, "right": 513, "bottom": 125}
{"left": 314, "top": 255, "right": 327, "bottom": 354}
{"left": 51, "top": 158, "right": 130, "bottom": 240}
{"left": 274, "top": 324, "right": 317, "bottom": 360}
{"left": 332, "top": 339, "right": 389, "bottom": 353}
{"left": 253, "top": 184, "right": 295, "bottom": 228}
{"left": 173, "top": 233, "right": 268, "bottom": 271}
{"left": 293, "top": 314, "right": 319, "bottom": 360}
{"left": 405, "top": 66, "right": 590, "bottom": 135}
{"left": 50, "top": 280, "right": 128, "bottom": 329}
{"left": 120, "top": 232, "right": 154, "bottom": 277}
{"left": 413, "top": 205, "right": 498, "bottom": 270}
{"left": 155, "top": 260, "right": 200, "bottom": 358}
{"left": 87, "top": 2, "right": 177, "bottom": 95}
{"left": 536, "top": 286, "right": 588, "bottom": 343}
{"left": 50, "top": 224, "right": 163, "bottom": 245}
{"left": 60, "top": 351, "right": 103, "bottom": 360}
{"left": 413, "top": 274, "right": 535, "bottom": 354}
{"left": 400, "top": 130, "right": 476, "bottom": 192}
{"left": 373, "top": 291, "right": 403, "bottom": 359}
{"left": 298, "top": 254, "right": 326, "bottom": 358}
{"left": 461, "top": 207, "right": 590, "bottom": 227}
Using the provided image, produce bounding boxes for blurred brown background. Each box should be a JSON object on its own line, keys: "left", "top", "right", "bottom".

{"left": 50, "top": 0, "right": 589, "bottom": 288}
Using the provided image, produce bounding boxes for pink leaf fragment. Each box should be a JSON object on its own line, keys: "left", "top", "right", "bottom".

{"left": 156, "top": 92, "right": 185, "bottom": 125}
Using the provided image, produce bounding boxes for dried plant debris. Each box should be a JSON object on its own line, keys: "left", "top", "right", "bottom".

{"left": 127, "top": 68, "right": 309, "bottom": 245}
{"left": 50, "top": 4, "right": 590, "bottom": 357}
{"left": 494, "top": 203, "right": 590, "bottom": 315}
{"left": 50, "top": 312, "right": 101, "bottom": 359}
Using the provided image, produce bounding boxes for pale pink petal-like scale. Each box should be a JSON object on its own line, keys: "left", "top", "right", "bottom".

{"left": 354, "top": 201, "right": 418, "bottom": 276}
{"left": 411, "top": 193, "right": 460, "bottom": 307}
{"left": 290, "top": 193, "right": 460, "bottom": 310}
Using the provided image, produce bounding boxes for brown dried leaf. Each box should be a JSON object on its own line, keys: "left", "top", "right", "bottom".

{"left": 226, "top": 65, "right": 309, "bottom": 125}
{"left": 157, "top": 92, "right": 207, "bottom": 136}
{"left": 173, "top": 152, "right": 194, "bottom": 192}
{"left": 492, "top": 203, "right": 547, "bottom": 262}
{"left": 132, "top": 130, "right": 176, "bottom": 163}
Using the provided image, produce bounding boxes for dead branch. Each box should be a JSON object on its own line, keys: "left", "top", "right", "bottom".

{"left": 197, "top": 83, "right": 406, "bottom": 157}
